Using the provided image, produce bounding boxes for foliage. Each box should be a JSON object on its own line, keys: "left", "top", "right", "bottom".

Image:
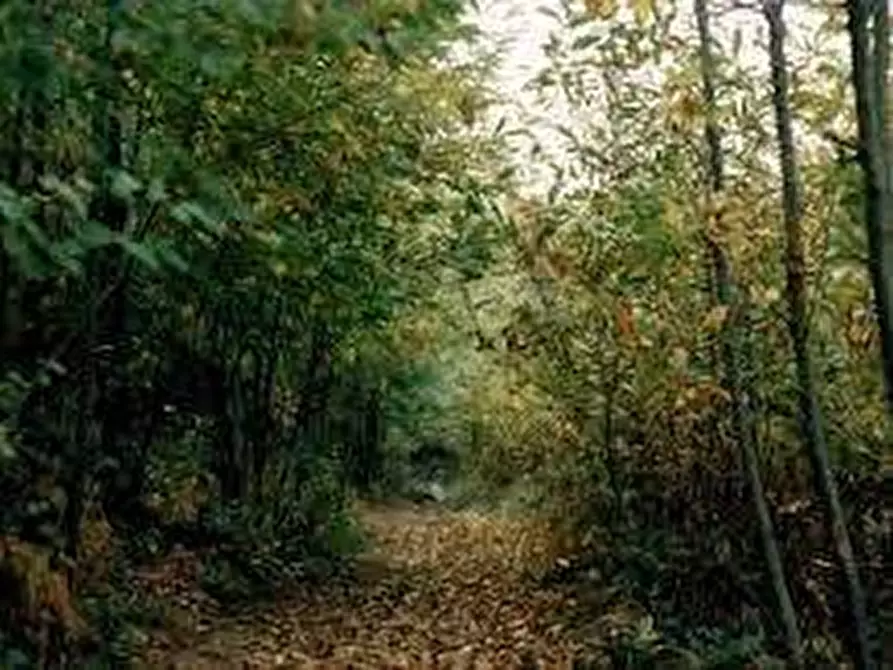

{"left": 437, "top": 0, "right": 891, "bottom": 666}
{"left": 1, "top": 0, "right": 891, "bottom": 665}
{"left": 0, "top": 0, "right": 508, "bottom": 662}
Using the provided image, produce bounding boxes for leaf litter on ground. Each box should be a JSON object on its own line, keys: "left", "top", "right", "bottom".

{"left": 133, "top": 501, "right": 627, "bottom": 669}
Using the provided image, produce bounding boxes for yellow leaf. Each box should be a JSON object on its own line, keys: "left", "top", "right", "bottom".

{"left": 662, "top": 197, "right": 687, "bottom": 234}
{"left": 670, "top": 346, "right": 689, "bottom": 369}
{"left": 628, "top": 0, "right": 654, "bottom": 24}
{"left": 585, "top": 0, "right": 619, "bottom": 19}
{"left": 702, "top": 305, "right": 729, "bottom": 333}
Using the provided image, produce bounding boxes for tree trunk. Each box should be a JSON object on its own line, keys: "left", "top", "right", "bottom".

{"left": 291, "top": 323, "right": 334, "bottom": 452}
{"left": 252, "top": 349, "right": 278, "bottom": 499}
{"left": 766, "top": 2, "right": 874, "bottom": 666}
{"left": 252, "top": 295, "right": 284, "bottom": 497}
{"left": 91, "top": 0, "right": 133, "bottom": 510}
{"left": 694, "top": 0, "right": 803, "bottom": 663}
{"left": 847, "top": 0, "right": 893, "bottom": 416}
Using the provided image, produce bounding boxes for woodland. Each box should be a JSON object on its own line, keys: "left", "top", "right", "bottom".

{"left": 0, "top": 0, "right": 889, "bottom": 668}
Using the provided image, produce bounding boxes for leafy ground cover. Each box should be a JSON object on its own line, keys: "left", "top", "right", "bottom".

{"left": 133, "top": 501, "right": 603, "bottom": 669}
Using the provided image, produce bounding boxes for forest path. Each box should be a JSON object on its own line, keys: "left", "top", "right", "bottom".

{"left": 136, "top": 500, "right": 601, "bottom": 669}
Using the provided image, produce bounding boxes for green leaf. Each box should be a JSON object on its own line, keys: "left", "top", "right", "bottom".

{"left": 110, "top": 169, "right": 142, "bottom": 201}
{"left": 571, "top": 33, "right": 601, "bottom": 51}
{"left": 40, "top": 175, "right": 89, "bottom": 220}
{"left": 78, "top": 221, "right": 116, "bottom": 248}
{"left": 0, "top": 185, "right": 36, "bottom": 234}
{"left": 119, "top": 238, "right": 160, "bottom": 271}
{"left": 171, "top": 200, "right": 222, "bottom": 234}
{"left": 147, "top": 179, "right": 167, "bottom": 204}
{"left": 154, "top": 241, "right": 189, "bottom": 272}
{"left": 537, "top": 6, "right": 563, "bottom": 21}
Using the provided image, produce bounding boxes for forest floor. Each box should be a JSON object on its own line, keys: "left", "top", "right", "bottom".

{"left": 133, "top": 500, "right": 614, "bottom": 669}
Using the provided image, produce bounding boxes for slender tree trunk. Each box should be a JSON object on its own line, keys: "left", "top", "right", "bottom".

{"left": 252, "top": 349, "right": 278, "bottom": 499}
{"left": 291, "top": 323, "right": 334, "bottom": 451}
{"left": 227, "top": 363, "right": 249, "bottom": 501}
{"left": 602, "top": 354, "right": 625, "bottom": 527}
{"left": 91, "top": 0, "right": 129, "bottom": 461}
{"left": 847, "top": 0, "right": 893, "bottom": 415}
{"left": 367, "top": 384, "right": 385, "bottom": 489}
{"left": 765, "top": 2, "right": 874, "bottom": 666}
{"left": 694, "top": 0, "right": 803, "bottom": 663}
{"left": 248, "top": 295, "right": 281, "bottom": 500}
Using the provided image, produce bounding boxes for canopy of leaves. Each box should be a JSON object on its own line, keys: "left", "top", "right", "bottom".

{"left": 0, "top": 0, "right": 889, "bottom": 667}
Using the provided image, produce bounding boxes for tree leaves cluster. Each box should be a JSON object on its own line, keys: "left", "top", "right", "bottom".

{"left": 0, "top": 0, "right": 508, "bottom": 663}
{"left": 450, "top": 1, "right": 889, "bottom": 666}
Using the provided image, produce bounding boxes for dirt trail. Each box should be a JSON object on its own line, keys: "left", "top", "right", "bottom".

{"left": 137, "top": 501, "right": 598, "bottom": 669}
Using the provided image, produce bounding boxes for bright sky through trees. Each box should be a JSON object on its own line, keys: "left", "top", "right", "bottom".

{"left": 468, "top": 0, "right": 851, "bottom": 193}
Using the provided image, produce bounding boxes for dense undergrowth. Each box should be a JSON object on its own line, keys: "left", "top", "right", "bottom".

{"left": 1, "top": 0, "right": 891, "bottom": 668}
{"left": 0, "top": 0, "right": 504, "bottom": 666}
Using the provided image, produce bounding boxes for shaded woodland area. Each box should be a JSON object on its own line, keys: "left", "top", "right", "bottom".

{"left": 0, "top": 0, "right": 890, "bottom": 668}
